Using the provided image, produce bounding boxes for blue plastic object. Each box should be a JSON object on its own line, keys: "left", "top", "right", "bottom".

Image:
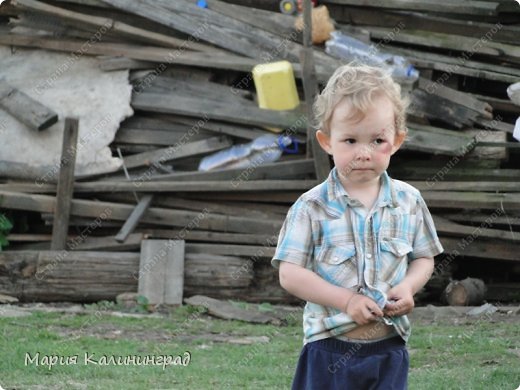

{"left": 198, "top": 134, "right": 294, "bottom": 171}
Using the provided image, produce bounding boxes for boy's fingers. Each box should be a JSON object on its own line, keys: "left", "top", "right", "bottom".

{"left": 369, "top": 304, "right": 383, "bottom": 317}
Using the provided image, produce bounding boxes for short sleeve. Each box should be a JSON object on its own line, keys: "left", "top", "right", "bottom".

{"left": 271, "top": 199, "right": 313, "bottom": 269}
{"left": 410, "top": 196, "right": 444, "bottom": 260}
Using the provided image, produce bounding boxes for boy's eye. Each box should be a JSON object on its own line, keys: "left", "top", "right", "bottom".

{"left": 344, "top": 138, "right": 356, "bottom": 144}
{"left": 373, "top": 138, "right": 385, "bottom": 145}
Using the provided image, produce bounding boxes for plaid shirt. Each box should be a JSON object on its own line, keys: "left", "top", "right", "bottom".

{"left": 272, "top": 167, "right": 443, "bottom": 344}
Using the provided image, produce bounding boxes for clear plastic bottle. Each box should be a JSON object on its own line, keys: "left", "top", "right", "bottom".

{"left": 325, "top": 31, "right": 419, "bottom": 84}
{"left": 198, "top": 134, "right": 295, "bottom": 171}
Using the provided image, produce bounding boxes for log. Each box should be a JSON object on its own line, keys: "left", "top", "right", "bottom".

{"left": 443, "top": 278, "right": 487, "bottom": 306}
{"left": 0, "top": 249, "right": 279, "bottom": 303}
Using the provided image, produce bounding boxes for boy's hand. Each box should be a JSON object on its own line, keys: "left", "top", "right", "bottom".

{"left": 345, "top": 294, "right": 384, "bottom": 325}
{"left": 383, "top": 283, "right": 414, "bottom": 317}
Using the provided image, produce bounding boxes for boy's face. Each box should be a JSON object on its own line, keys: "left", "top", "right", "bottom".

{"left": 316, "top": 93, "right": 405, "bottom": 190}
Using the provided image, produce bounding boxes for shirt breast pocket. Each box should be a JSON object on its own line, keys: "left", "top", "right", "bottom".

{"left": 315, "top": 244, "right": 358, "bottom": 288}
{"left": 379, "top": 238, "right": 413, "bottom": 284}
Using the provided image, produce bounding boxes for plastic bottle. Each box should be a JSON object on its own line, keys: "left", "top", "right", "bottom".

{"left": 325, "top": 31, "right": 419, "bottom": 84}
{"left": 198, "top": 134, "right": 297, "bottom": 171}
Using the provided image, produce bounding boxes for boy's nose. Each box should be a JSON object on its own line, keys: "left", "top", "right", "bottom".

{"left": 355, "top": 145, "right": 372, "bottom": 160}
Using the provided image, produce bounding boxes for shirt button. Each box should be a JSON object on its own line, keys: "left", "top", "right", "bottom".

{"left": 366, "top": 253, "right": 372, "bottom": 259}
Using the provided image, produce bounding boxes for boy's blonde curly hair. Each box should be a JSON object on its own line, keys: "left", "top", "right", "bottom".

{"left": 314, "top": 63, "right": 409, "bottom": 136}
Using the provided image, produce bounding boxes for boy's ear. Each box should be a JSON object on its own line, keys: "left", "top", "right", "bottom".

{"left": 391, "top": 131, "right": 406, "bottom": 155}
{"left": 316, "top": 130, "right": 333, "bottom": 155}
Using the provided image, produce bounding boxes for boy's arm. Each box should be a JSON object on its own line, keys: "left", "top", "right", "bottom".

{"left": 279, "top": 261, "right": 384, "bottom": 325}
{"left": 384, "top": 257, "right": 434, "bottom": 316}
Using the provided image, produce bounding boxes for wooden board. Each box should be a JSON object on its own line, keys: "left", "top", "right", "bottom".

{"left": 51, "top": 117, "right": 79, "bottom": 250}
{"left": 138, "top": 239, "right": 184, "bottom": 305}
{"left": 0, "top": 77, "right": 58, "bottom": 131}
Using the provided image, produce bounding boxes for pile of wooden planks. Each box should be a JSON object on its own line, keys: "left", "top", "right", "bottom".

{"left": 0, "top": 0, "right": 519, "bottom": 304}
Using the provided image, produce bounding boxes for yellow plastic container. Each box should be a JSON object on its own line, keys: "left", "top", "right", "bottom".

{"left": 252, "top": 61, "right": 299, "bottom": 111}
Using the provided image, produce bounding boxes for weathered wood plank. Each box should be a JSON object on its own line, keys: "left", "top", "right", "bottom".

{"left": 0, "top": 191, "right": 283, "bottom": 234}
{"left": 51, "top": 118, "right": 79, "bottom": 250}
{"left": 131, "top": 92, "right": 308, "bottom": 133}
{"left": 405, "top": 124, "right": 476, "bottom": 156}
{"left": 11, "top": 0, "right": 207, "bottom": 50}
{"left": 144, "top": 159, "right": 315, "bottom": 182}
{"left": 122, "top": 136, "right": 233, "bottom": 170}
{"left": 138, "top": 239, "right": 184, "bottom": 305}
{"left": 115, "top": 194, "right": 153, "bottom": 243}
{"left": 329, "top": 5, "right": 520, "bottom": 44}
{"left": 301, "top": 0, "right": 330, "bottom": 182}
{"left": 0, "top": 77, "right": 58, "bottom": 131}
{"left": 433, "top": 215, "right": 520, "bottom": 242}
{"left": 0, "top": 34, "right": 334, "bottom": 81}
{"left": 184, "top": 295, "right": 280, "bottom": 324}
{"left": 321, "top": 0, "right": 504, "bottom": 16}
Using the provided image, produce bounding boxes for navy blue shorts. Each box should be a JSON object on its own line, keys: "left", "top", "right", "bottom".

{"left": 291, "top": 336, "right": 408, "bottom": 390}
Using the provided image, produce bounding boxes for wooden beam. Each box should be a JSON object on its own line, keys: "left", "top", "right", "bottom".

{"left": 122, "top": 136, "right": 233, "bottom": 170}
{"left": 302, "top": 0, "right": 330, "bottom": 182}
{"left": 144, "top": 159, "right": 315, "bottom": 182}
{"left": 11, "top": 0, "right": 207, "bottom": 50}
{"left": 0, "top": 77, "right": 58, "bottom": 131}
{"left": 0, "top": 191, "right": 284, "bottom": 234}
{"left": 51, "top": 117, "right": 79, "bottom": 250}
{"left": 131, "top": 92, "right": 308, "bottom": 133}
{"left": 321, "top": 0, "right": 505, "bottom": 16}
{"left": 0, "top": 34, "right": 334, "bottom": 81}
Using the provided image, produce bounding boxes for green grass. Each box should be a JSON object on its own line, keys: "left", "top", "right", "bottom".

{"left": 0, "top": 306, "right": 519, "bottom": 389}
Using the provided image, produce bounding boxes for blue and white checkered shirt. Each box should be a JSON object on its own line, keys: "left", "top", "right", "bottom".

{"left": 272, "top": 167, "right": 443, "bottom": 344}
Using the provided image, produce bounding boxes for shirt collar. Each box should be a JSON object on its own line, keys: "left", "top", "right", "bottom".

{"left": 327, "top": 167, "right": 398, "bottom": 208}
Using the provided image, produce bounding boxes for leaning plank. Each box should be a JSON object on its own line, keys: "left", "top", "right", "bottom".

{"left": 11, "top": 0, "right": 207, "bottom": 50}
{"left": 132, "top": 92, "right": 308, "bottom": 132}
{"left": 100, "top": 0, "right": 271, "bottom": 59}
{"left": 184, "top": 295, "right": 280, "bottom": 324}
{"left": 115, "top": 194, "right": 153, "bottom": 242}
{"left": 0, "top": 34, "right": 334, "bottom": 81}
{"left": 405, "top": 125, "right": 476, "bottom": 156}
{"left": 417, "top": 78, "right": 492, "bottom": 118}
{"left": 51, "top": 117, "right": 79, "bottom": 250}
{"left": 0, "top": 191, "right": 283, "bottom": 234}
{"left": 0, "top": 77, "right": 58, "bottom": 131}
{"left": 122, "top": 136, "right": 233, "bottom": 170}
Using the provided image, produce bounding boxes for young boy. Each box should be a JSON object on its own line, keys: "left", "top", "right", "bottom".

{"left": 272, "top": 64, "right": 444, "bottom": 389}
